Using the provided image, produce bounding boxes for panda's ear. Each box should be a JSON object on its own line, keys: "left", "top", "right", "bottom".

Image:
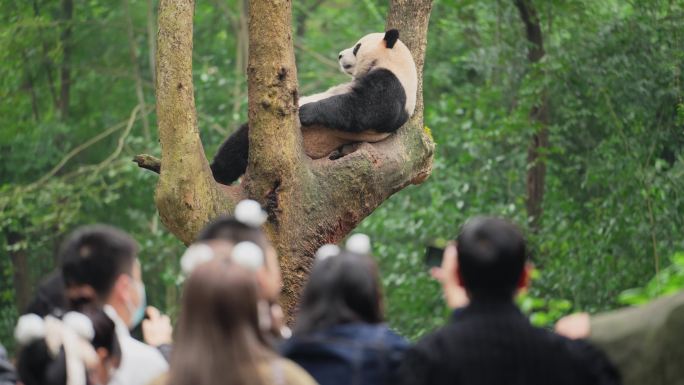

{"left": 384, "top": 29, "right": 399, "bottom": 49}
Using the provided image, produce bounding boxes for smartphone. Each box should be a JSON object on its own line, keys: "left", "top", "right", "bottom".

{"left": 424, "top": 246, "right": 444, "bottom": 268}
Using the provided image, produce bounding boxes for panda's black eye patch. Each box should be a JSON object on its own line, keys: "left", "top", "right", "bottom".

{"left": 353, "top": 43, "right": 361, "bottom": 56}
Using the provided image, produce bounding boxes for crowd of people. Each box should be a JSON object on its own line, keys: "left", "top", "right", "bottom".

{"left": 2, "top": 199, "right": 682, "bottom": 385}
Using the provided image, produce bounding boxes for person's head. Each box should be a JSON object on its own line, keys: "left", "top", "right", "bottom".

{"left": 16, "top": 310, "right": 118, "bottom": 385}
{"left": 294, "top": 250, "right": 384, "bottom": 335}
{"left": 60, "top": 224, "right": 145, "bottom": 328}
{"left": 455, "top": 217, "right": 530, "bottom": 301}
{"left": 198, "top": 211, "right": 281, "bottom": 301}
{"left": 80, "top": 307, "right": 121, "bottom": 385}
{"left": 169, "top": 258, "right": 270, "bottom": 385}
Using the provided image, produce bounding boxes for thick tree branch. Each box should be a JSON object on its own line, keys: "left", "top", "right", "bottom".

{"left": 155, "top": 0, "right": 237, "bottom": 244}
{"left": 244, "top": 0, "right": 304, "bottom": 191}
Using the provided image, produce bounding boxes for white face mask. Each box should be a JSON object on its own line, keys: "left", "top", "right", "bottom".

{"left": 125, "top": 278, "right": 146, "bottom": 329}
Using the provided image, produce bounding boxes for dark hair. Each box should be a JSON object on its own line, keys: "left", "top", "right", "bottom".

{"left": 80, "top": 306, "right": 121, "bottom": 362}
{"left": 294, "top": 251, "right": 383, "bottom": 335}
{"left": 197, "top": 216, "right": 268, "bottom": 249}
{"left": 16, "top": 309, "right": 120, "bottom": 385}
{"left": 17, "top": 342, "right": 67, "bottom": 385}
{"left": 24, "top": 270, "right": 67, "bottom": 317}
{"left": 60, "top": 224, "right": 138, "bottom": 301}
{"left": 168, "top": 259, "right": 271, "bottom": 385}
{"left": 456, "top": 217, "right": 527, "bottom": 300}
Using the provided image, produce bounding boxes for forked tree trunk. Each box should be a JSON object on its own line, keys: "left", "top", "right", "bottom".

{"left": 144, "top": 0, "right": 434, "bottom": 319}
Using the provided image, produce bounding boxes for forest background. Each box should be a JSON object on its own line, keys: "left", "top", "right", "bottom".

{"left": 1, "top": 0, "right": 683, "bottom": 353}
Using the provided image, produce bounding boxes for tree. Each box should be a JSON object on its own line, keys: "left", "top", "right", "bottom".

{"left": 513, "top": 0, "right": 548, "bottom": 233}
{"left": 138, "top": 0, "right": 434, "bottom": 317}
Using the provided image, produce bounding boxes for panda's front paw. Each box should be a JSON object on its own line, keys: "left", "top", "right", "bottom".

{"left": 299, "top": 103, "right": 318, "bottom": 126}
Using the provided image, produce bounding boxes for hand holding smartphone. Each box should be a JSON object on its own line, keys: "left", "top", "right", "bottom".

{"left": 426, "top": 241, "right": 469, "bottom": 309}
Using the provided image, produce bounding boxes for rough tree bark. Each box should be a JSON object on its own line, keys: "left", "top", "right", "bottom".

{"left": 514, "top": 0, "right": 548, "bottom": 233}
{"left": 141, "top": 0, "right": 434, "bottom": 318}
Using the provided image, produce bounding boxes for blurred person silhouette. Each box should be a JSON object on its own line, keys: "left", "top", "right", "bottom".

{"left": 196, "top": 199, "right": 287, "bottom": 339}
{"left": 59, "top": 224, "right": 168, "bottom": 385}
{"left": 150, "top": 255, "right": 317, "bottom": 385}
{"left": 24, "top": 232, "right": 173, "bottom": 362}
{"left": 14, "top": 308, "right": 120, "bottom": 385}
{"left": 556, "top": 290, "right": 684, "bottom": 385}
{"left": 398, "top": 217, "right": 620, "bottom": 385}
{"left": 24, "top": 269, "right": 68, "bottom": 317}
{"left": 0, "top": 343, "right": 17, "bottom": 385}
{"left": 281, "top": 234, "right": 409, "bottom": 385}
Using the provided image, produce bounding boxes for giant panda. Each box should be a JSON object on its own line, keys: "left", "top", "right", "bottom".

{"left": 211, "top": 29, "right": 417, "bottom": 185}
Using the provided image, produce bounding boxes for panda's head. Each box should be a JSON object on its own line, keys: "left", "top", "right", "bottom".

{"left": 338, "top": 47, "right": 356, "bottom": 76}
{"left": 350, "top": 30, "right": 418, "bottom": 115}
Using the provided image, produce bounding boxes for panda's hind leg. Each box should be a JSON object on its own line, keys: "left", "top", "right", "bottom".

{"left": 210, "top": 123, "right": 249, "bottom": 185}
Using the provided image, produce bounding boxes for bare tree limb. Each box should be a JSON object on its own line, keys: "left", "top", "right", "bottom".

{"left": 29, "top": 105, "right": 152, "bottom": 189}
{"left": 294, "top": 41, "right": 340, "bottom": 70}
{"left": 93, "top": 104, "right": 140, "bottom": 173}
{"left": 134, "top": 154, "right": 162, "bottom": 173}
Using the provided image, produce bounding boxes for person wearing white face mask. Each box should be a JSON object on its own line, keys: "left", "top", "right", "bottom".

{"left": 60, "top": 224, "right": 168, "bottom": 385}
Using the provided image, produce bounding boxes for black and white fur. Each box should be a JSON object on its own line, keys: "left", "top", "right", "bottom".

{"left": 211, "top": 30, "right": 417, "bottom": 185}
{"left": 299, "top": 29, "right": 416, "bottom": 134}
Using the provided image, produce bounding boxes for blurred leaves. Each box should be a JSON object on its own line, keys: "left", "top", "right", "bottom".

{"left": 0, "top": 0, "right": 683, "bottom": 348}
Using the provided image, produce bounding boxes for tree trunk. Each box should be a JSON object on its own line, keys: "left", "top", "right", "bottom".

{"left": 145, "top": 0, "right": 434, "bottom": 320}
{"left": 7, "top": 232, "right": 31, "bottom": 313}
{"left": 59, "top": 0, "right": 74, "bottom": 120}
{"left": 513, "top": 0, "right": 548, "bottom": 233}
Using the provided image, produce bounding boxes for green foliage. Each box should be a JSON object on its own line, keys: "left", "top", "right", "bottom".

{"left": 619, "top": 252, "right": 684, "bottom": 306}
{"left": 0, "top": 0, "right": 682, "bottom": 351}
{"left": 516, "top": 269, "right": 573, "bottom": 328}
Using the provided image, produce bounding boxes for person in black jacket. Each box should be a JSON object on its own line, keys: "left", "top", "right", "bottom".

{"left": 398, "top": 217, "right": 620, "bottom": 385}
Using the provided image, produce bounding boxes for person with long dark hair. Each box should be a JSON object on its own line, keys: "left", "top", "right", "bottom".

{"left": 196, "top": 199, "right": 287, "bottom": 339}
{"left": 281, "top": 240, "right": 409, "bottom": 385}
{"left": 15, "top": 308, "right": 121, "bottom": 385}
{"left": 151, "top": 257, "right": 317, "bottom": 385}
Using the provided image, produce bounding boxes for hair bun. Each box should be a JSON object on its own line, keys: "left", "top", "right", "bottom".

{"left": 62, "top": 312, "right": 95, "bottom": 341}
{"left": 181, "top": 243, "right": 215, "bottom": 276}
{"left": 345, "top": 233, "right": 371, "bottom": 255}
{"left": 232, "top": 241, "right": 264, "bottom": 271}
{"left": 15, "top": 313, "right": 45, "bottom": 345}
{"left": 315, "top": 244, "right": 341, "bottom": 261}
{"left": 234, "top": 200, "right": 268, "bottom": 228}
